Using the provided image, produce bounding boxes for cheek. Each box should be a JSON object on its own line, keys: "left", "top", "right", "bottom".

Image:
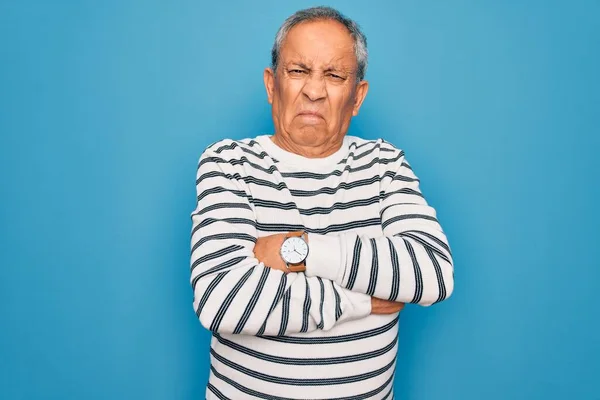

{"left": 329, "top": 90, "right": 355, "bottom": 121}
{"left": 279, "top": 84, "right": 304, "bottom": 118}
{"left": 278, "top": 79, "right": 301, "bottom": 96}
{"left": 273, "top": 87, "right": 288, "bottom": 112}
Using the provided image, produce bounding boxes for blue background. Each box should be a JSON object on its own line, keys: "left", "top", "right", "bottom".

{"left": 1, "top": 1, "right": 599, "bottom": 399}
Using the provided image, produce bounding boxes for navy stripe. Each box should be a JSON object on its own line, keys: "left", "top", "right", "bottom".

{"left": 195, "top": 272, "right": 228, "bottom": 318}
{"left": 316, "top": 277, "right": 325, "bottom": 329}
{"left": 256, "top": 275, "right": 288, "bottom": 336}
{"left": 195, "top": 217, "right": 256, "bottom": 232}
{"left": 390, "top": 172, "right": 419, "bottom": 183}
{"left": 252, "top": 196, "right": 380, "bottom": 215}
{"left": 259, "top": 317, "right": 398, "bottom": 344}
{"left": 404, "top": 229, "right": 452, "bottom": 257}
{"left": 352, "top": 143, "right": 390, "bottom": 161}
{"left": 257, "top": 218, "right": 380, "bottom": 235}
{"left": 332, "top": 281, "right": 343, "bottom": 321}
{"left": 333, "top": 144, "right": 394, "bottom": 166}
{"left": 380, "top": 187, "right": 423, "bottom": 200}
{"left": 212, "top": 140, "right": 269, "bottom": 159}
{"left": 197, "top": 186, "right": 252, "bottom": 202}
{"left": 210, "top": 348, "right": 396, "bottom": 385}
{"left": 210, "top": 364, "right": 395, "bottom": 400}
{"left": 387, "top": 238, "right": 400, "bottom": 301}
{"left": 381, "top": 373, "right": 395, "bottom": 400}
{"left": 381, "top": 213, "right": 439, "bottom": 230}
{"left": 278, "top": 289, "right": 292, "bottom": 336}
{"left": 280, "top": 152, "right": 404, "bottom": 180}
{"left": 425, "top": 246, "right": 447, "bottom": 303}
{"left": 366, "top": 238, "right": 379, "bottom": 296}
{"left": 353, "top": 139, "right": 384, "bottom": 150}
{"left": 346, "top": 237, "right": 362, "bottom": 290}
{"left": 199, "top": 155, "right": 278, "bottom": 175}
{"left": 210, "top": 365, "right": 292, "bottom": 400}
{"left": 190, "top": 244, "right": 243, "bottom": 273}
{"left": 401, "top": 232, "right": 451, "bottom": 264}
{"left": 191, "top": 256, "right": 247, "bottom": 290}
{"left": 404, "top": 240, "right": 424, "bottom": 304}
{"left": 300, "top": 276, "right": 311, "bottom": 333}
{"left": 213, "top": 331, "right": 398, "bottom": 365}
{"left": 191, "top": 233, "right": 255, "bottom": 253}
{"left": 195, "top": 202, "right": 252, "bottom": 216}
{"left": 233, "top": 267, "right": 271, "bottom": 334}
{"left": 380, "top": 169, "right": 419, "bottom": 183}
{"left": 199, "top": 171, "right": 287, "bottom": 191}
{"left": 209, "top": 267, "right": 255, "bottom": 331}
{"left": 206, "top": 383, "right": 228, "bottom": 400}
{"left": 288, "top": 176, "right": 381, "bottom": 197}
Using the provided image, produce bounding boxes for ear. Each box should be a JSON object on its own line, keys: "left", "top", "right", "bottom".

{"left": 352, "top": 80, "right": 369, "bottom": 116}
{"left": 264, "top": 67, "right": 275, "bottom": 104}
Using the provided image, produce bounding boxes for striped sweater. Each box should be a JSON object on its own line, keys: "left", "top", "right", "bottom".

{"left": 190, "top": 134, "right": 454, "bottom": 400}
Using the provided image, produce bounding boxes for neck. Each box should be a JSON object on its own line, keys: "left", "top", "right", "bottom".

{"left": 271, "top": 133, "right": 345, "bottom": 158}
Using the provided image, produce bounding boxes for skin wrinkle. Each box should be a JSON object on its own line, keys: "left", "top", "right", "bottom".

{"left": 263, "top": 20, "right": 369, "bottom": 159}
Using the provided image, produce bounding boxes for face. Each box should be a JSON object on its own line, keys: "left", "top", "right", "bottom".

{"left": 264, "top": 20, "right": 369, "bottom": 148}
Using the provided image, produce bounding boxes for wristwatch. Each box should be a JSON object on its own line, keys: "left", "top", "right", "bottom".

{"left": 280, "top": 232, "right": 309, "bottom": 272}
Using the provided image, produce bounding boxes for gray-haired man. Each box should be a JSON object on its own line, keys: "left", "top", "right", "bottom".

{"left": 190, "top": 6, "right": 454, "bottom": 399}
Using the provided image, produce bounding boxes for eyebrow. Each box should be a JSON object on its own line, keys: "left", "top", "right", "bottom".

{"left": 324, "top": 66, "right": 343, "bottom": 73}
{"left": 288, "top": 62, "right": 350, "bottom": 74}
{"left": 288, "top": 62, "right": 312, "bottom": 70}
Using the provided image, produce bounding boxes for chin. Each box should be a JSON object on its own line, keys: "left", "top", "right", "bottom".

{"left": 289, "top": 126, "right": 332, "bottom": 146}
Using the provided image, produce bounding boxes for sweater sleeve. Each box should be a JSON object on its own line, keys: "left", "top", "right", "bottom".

{"left": 304, "top": 149, "right": 454, "bottom": 306}
{"left": 190, "top": 147, "right": 372, "bottom": 335}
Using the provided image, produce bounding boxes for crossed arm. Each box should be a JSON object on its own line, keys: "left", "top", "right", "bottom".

{"left": 253, "top": 231, "right": 405, "bottom": 315}
{"left": 190, "top": 149, "right": 454, "bottom": 336}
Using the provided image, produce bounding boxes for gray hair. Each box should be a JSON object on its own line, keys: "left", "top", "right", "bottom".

{"left": 271, "top": 6, "right": 368, "bottom": 82}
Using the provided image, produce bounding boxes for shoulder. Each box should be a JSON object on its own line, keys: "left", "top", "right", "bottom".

{"left": 196, "top": 136, "right": 275, "bottom": 177}
{"left": 200, "top": 137, "right": 266, "bottom": 161}
{"left": 198, "top": 137, "right": 269, "bottom": 166}
{"left": 346, "top": 136, "right": 406, "bottom": 162}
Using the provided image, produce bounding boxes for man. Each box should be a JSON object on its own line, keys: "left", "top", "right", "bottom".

{"left": 190, "top": 6, "right": 454, "bottom": 399}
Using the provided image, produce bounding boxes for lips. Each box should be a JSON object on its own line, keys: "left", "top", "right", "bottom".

{"left": 297, "top": 111, "right": 324, "bottom": 119}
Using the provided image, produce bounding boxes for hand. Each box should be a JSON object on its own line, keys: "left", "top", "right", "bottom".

{"left": 371, "top": 297, "right": 405, "bottom": 314}
{"left": 254, "top": 231, "right": 305, "bottom": 273}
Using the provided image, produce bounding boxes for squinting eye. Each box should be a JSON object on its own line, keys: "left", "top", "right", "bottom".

{"left": 289, "top": 69, "right": 306, "bottom": 74}
{"left": 328, "top": 74, "right": 344, "bottom": 80}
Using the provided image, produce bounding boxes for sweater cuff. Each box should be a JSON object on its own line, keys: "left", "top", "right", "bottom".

{"left": 305, "top": 233, "right": 343, "bottom": 282}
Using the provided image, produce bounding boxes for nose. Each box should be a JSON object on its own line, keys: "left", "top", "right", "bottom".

{"left": 302, "top": 75, "right": 326, "bottom": 102}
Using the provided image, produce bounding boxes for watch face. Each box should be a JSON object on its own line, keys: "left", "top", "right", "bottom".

{"left": 280, "top": 236, "right": 309, "bottom": 264}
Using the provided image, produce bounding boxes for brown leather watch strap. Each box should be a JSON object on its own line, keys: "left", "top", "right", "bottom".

{"left": 286, "top": 260, "right": 306, "bottom": 273}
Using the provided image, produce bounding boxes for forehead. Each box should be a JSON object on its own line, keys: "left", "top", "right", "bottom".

{"left": 280, "top": 20, "right": 356, "bottom": 68}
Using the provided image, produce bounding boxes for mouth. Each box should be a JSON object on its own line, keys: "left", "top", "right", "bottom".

{"left": 297, "top": 111, "right": 324, "bottom": 119}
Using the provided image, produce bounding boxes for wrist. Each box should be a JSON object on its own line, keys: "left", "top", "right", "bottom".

{"left": 304, "top": 233, "right": 343, "bottom": 282}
